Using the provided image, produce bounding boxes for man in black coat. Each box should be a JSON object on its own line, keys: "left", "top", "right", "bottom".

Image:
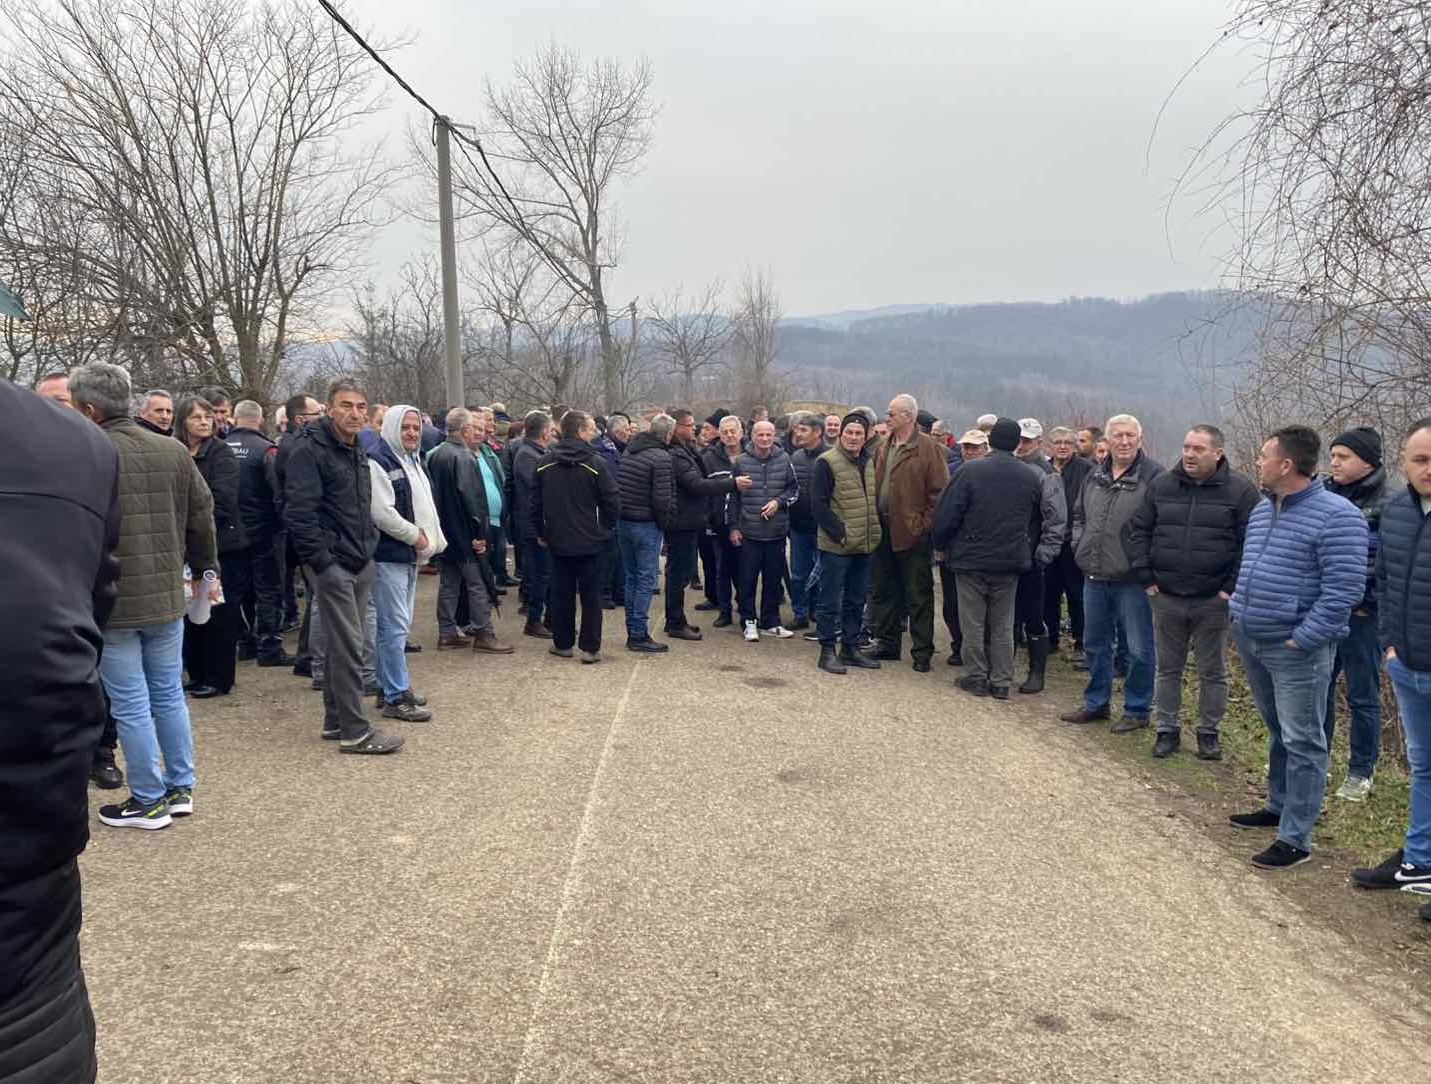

{"left": 700, "top": 415, "right": 745, "bottom": 628}
{"left": 533, "top": 410, "right": 621, "bottom": 662}
{"left": 0, "top": 379, "right": 120, "bottom": 1084}
{"left": 225, "top": 400, "right": 292, "bottom": 667}
{"left": 276, "top": 393, "right": 324, "bottom": 669}
{"left": 787, "top": 411, "right": 828, "bottom": 632}
{"left": 664, "top": 408, "right": 747, "bottom": 641}
{"left": 931, "top": 417, "right": 1043, "bottom": 698}
{"left": 511, "top": 411, "right": 554, "bottom": 640}
{"left": 618, "top": 416, "right": 677, "bottom": 652}
{"left": 427, "top": 408, "right": 513, "bottom": 656}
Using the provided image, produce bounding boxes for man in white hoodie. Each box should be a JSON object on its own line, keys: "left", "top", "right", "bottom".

{"left": 369, "top": 405, "right": 446, "bottom": 722}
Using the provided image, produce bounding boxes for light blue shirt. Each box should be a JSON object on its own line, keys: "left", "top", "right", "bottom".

{"left": 476, "top": 452, "right": 503, "bottom": 520}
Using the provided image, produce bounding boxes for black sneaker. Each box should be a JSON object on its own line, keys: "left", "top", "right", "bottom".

{"left": 694, "top": 601, "right": 719, "bottom": 612}
{"left": 339, "top": 729, "right": 404, "bottom": 754}
{"left": 946, "top": 650, "right": 964, "bottom": 667}
{"left": 912, "top": 659, "right": 932, "bottom": 673}
{"left": 802, "top": 631, "right": 820, "bottom": 642}
{"left": 665, "top": 626, "right": 703, "bottom": 642}
{"left": 98, "top": 795, "right": 171, "bottom": 830}
{"left": 866, "top": 646, "right": 901, "bottom": 661}
{"left": 1151, "top": 732, "right": 1180, "bottom": 758}
{"left": 257, "top": 651, "right": 298, "bottom": 668}
{"left": 1229, "top": 808, "right": 1280, "bottom": 830}
{"left": 1196, "top": 733, "right": 1223, "bottom": 760}
{"left": 1110, "top": 713, "right": 1149, "bottom": 734}
{"left": 956, "top": 674, "right": 990, "bottom": 697}
{"left": 321, "top": 727, "right": 341, "bottom": 741}
{"left": 712, "top": 613, "right": 733, "bottom": 629}
{"left": 164, "top": 786, "right": 194, "bottom": 817}
{"left": 292, "top": 659, "right": 313, "bottom": 677}
{"left": 382, "top": 700, "right": 432, "bottom": 722}
{"left": 989, "top": 685, "right": 1010, "bottom": 700}
{"left": 1350, "top": 849, "right": 1431, "bottom": 891}
{"left": 1252, "top": 840, "right": 1312, "bottom": 870}
{"left": 404, "top": 641, "right": 422, "bottom": 654}
{"left": 90, "top": 751, "right": 124, "bottom": 790}
{"left": 626, "top": 637, "right": 669, "bottom": 654}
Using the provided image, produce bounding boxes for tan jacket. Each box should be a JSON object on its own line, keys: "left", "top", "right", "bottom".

{"left": 101, "top": 417, "right": 217, "bottom": 629}
{"left": 873, "top": 429, "right": 949, "bottom": 553}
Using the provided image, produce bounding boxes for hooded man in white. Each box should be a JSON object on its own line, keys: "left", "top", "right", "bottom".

{"left": 369, "top": 405, "right": 446, "bottom": 720}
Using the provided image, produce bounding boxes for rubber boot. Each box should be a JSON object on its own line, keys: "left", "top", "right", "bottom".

{"left": 1018, "top": 635, "right": 1049, "bottom": 694}
{"left": 818, "top": 645, "right": 847, "bottom": 675}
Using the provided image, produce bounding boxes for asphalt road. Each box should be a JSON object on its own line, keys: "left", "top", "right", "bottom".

{"left": 79, "top": 578, "right": 1431, "bottom": 1083}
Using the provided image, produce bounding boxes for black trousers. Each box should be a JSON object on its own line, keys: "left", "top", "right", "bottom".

{"left": 663, "top": 529, "right": 700, "bottom": 631}
{"left": 714, "top": 533, "right": 739, "bottom": 617}
{"left": 0, "top": 862, "right": 97, "bottom": 1084}
{"left": 487, "top": 524, "right": 509, "bottom": 585}
{"left": 1015, "top": 564, "right": 1047, "bottom": 641}
{"left": 600, "top": 533, "right": 624, "bottom": 604}
{"left": 737, "top": 538, "right": 787, "bottom": 628}
{"left": 939, "top": 563, "right": 962, "bottom": 653}
{"left": 230, "top": 536, "right": 284, "bottom": 659}
{"left": 183, "top": 553, "right": 242, "bottom": 693}
{"left": 698, "top": 531, "right": 720, "bottom": 604}
{"left": 549, "top": 551, "right": 603, "bottom": 652}
{"left": 1044, "top": 542, "right": 1085, "bottom": 649}
{"left": 279, "top": 532, "right": 300, "bottom": 626}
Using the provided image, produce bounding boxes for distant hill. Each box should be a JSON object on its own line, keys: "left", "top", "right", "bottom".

{"left": 776, "top": 291, "right": 1264, "bottom": 460}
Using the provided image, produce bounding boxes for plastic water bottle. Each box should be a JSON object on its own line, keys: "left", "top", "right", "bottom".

{"left": 188, "top": 569, "right": 218, "bottom": 625}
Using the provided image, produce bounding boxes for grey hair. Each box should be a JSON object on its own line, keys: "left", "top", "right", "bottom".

{"left": 891, "top": 393, "right": 918, "bottom": 416}
{"left": 791, "top": 410, "right": 823, "bottom": 430}
{"left": 1049, "top": 426, "right": 1076, "bottom": 440}
{"left": 326, "top": 377, "right": 366, "bottom": 404}
{"left": 70, "top": 362, "right": 133, "bottom": 421}
{"left": 142, "top": 387, "right": 172, "bottom": 405}
{"left": 1105, "top": 413, "right": 1143, "bottom": 436}
{"left": 233, "top": 399, "right": 263, "bottom": 422}
{"left": 649, "top": 413, "right": 676, "bottom": 440}
{"left": 446, "top": 407, "right": 472, "bottom": 435}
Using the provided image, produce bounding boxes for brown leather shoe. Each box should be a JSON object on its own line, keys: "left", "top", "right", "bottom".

{"left": 523, "top": 622, "right": 554, "bottom": 640}
{"left": 471, "top": 628, "right": 514, "bottom": 654}
{"left": 1059, "top": 704, "right": 1111, "bottom": 724}
{"left": 437, "top": 632, "right": 470, "bottom": 650}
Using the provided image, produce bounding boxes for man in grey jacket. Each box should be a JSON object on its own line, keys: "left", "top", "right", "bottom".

{"left": 1014, "top": 419, "right": 1067, "bottom": 694}
{"left": 731, "top": 420, "right": 800, "bottom": 641}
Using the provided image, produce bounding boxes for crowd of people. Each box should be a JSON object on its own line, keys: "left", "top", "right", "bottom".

{"left": 4, "top": 363, "right": 1430, "bottom": 1081}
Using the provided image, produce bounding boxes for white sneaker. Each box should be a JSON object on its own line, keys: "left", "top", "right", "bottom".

{"left": 1335, "top": 774, "right": 1373, "bottom": 802}
{"left": 743, "top": 621, "right": 760, "bottom": 642}
{"left": 760, "top": 626, "right": 794, "bottom": 639}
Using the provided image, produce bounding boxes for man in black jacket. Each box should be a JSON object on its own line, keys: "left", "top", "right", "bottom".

{"left": 694, "top": 410, "right": 732, "bottom": 613}
{"left": 618, "top": 415, "right": 677, "bottom": 652}
{"left": 1126, "top": 425, "right": 1258, "bottom": 760}
{"left": 664, "top": 409, "right": 748, "bottom": 641}
{"left": 277, "top": 393, "right": 325, "bottom": 670}
{"left": 225, "top": 400, "right": 292, "bottom": 667}
{"left": 0, "top": 379, "right": 119, "bottom": 1084}
{"left": 1045, "top": 425, "right": 1094, "bottom": 665}
{"left": 701, "top": 415, "right": 745, "bottom": 628}
{"left": 135, "top": 388, "right": 173, "bottom": 436}
{"left": 284, "top": 379, "right": 401, "bottom": 755}
{"left": 731, "top": 420, "right": 800, "bottom": 640}
{"left": 931, "top": 417, "right": 1042, "bottom": 698}
{"left": 533, "top": 411, "right": 621, "bottom": 662}
{"left": 787, "top": 412, "right": 828, "bottom": 632}
{"left": 512, "top": 411, "right": 554, "bottom": 640}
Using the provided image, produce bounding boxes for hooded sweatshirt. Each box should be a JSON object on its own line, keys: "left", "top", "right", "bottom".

{"left": 369, "top": 404, "right": 446, "bottom": 563}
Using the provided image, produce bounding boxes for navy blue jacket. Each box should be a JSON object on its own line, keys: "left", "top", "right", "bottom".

{"left": 1325, "top": 467, "right": 1387, "bottom": 614}
{"left": 1229, "top": 478, "right": 1368, "bottom": 650}
{"left": 368, "top": 439, "right": 417, "bottom": 565}
{"left": 1376, "top": 486, "right": 1431, "bottom": 671}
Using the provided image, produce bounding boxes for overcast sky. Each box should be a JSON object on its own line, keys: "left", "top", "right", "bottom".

{"left": 344, "top": 0, "right": 1252, "bottom": 316}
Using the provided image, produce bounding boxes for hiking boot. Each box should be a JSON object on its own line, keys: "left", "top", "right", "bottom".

{"left": 580, "top": 650, "right": 601, "bottom": 664}
{"left": 292, "top": 658, "right": 313, "bottom": 677}
{"left": 713, "top": 613, "right": 733, "bottom": 628}
{"left": 1229, "top": 808, "right": 1280, "bottom": 830}
{"left": 98, "top": 795, "right": 171, "bottom": 830}
{"left": 257, "top": 651, "right": 298, "bottom": 668}
{"left": 990, "top": 685, "right": 1010, "bottom": 700}
{"left": 1335, "top": 774, "right": 1374, "bottom": 802}
{"left": 818, "top": 646, "right": 847, "bottom": 675}
{"left": 946, "top": 649, "right": 964, "bottom": 667}
{"left": 164, "top": 786, "right": 194, "bottom": 817}
{"left": 956, "top": 673, "right": 990, "bottom": 697}
{"left": 866, "top": 645, "right": 901, "bottom": 661}
{"left": 1251, "top": 840, "right": 1311, "bottom": 870}
{"left": 1111, "top": 713, "right": 1149, "bottom": 734}
{"left": 1151, "top": 731, "right": 1180, "bottom": 758}
{"left": 438, "top": 632, "right": 469, "bottom": 650}
{"left": 523, "top": 621, "right": 554, "bottom": 640}
{"left": 339, "top": 728, "right": 404, "bottom": 754}
{"left": 1018, "top": 635, "right": 1049, "bottom": 694}
{"left": 838, "top": 646, "right": 881, "bottom": 670}
{"left": 626, "top": 637, "right": 669, "bottom": 654}
{"left": 549, "top": 646, "right": 574, "bottom": 658}
{"left": 1060, "top": 704, "right": 1110, "bottom": 724}
{"left": 90, "top": 749, "right": 123, "bottom": 790}
{"left": 666, "top": 625, "right": 703, "bottom": 641}
{"left": 1196, "top": 733, "right": 1223, "bottom": 760}
{"left": 382, "top": 700, "right": 433, "bottom": 723}
{"left": 471, "top": 629, "right": 514, "bottom": 654}
{"left": 395, "top": 689, "right": 427, "bottom": 707}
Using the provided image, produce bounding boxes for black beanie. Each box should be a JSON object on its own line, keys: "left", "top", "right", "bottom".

{"left": 988, "top": 416, "right": 1021, "bottom": 452}
{"left": 704, "top": 409, "right": 731, "bottom": 429}
{"left": 840, "top": 411, "right": 869, "bottom": 434}
{"left": 1331, "top": 427, "right": 1382, "bottom": 470}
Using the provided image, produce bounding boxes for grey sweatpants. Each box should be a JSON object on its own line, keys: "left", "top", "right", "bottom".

{"left": 313, "top": 561, "right": 376, "bottom": 741}
{"left": 1150, "top": 591, "right": 1230, "bottom": 736}
{"left": 956, "top": 571, "right": 1019, "bottom": 687}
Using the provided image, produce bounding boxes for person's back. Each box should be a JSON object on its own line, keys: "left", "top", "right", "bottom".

{"left": 618, "top": 430, "right": 674, "bottom": 524}
{"left": 534, "top": 437, "right": 619, "bottom": 556}
{"left": 935, "top": 451, "right": 1041, "bottom": 575}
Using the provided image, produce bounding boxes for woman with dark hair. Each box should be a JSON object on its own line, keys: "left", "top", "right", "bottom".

{"left": 176, "top": 395, "right": 246, "bottom": 698}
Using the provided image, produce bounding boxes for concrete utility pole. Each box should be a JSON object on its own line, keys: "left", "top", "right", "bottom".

{"left": 436, "top": 118, "right": 463, "bottom": 408}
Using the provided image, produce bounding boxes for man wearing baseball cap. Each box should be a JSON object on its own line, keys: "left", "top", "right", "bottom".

{"left": 936, "top": 429, "right": 990, "bottom": 666}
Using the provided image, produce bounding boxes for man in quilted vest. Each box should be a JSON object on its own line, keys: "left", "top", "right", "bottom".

{"left": 1228, "top": 425, "right": 1367, "bottom": 870}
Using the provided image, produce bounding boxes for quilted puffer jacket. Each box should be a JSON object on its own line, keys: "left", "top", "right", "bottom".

{"left": 1229, "top": 478, "right": 1368, "bottom": 650}
{"left": 101, "top": 416, "right": 218, "bottom": 629}
{"left": 1376, "top": 485, "right": 1431, "bottom": 670}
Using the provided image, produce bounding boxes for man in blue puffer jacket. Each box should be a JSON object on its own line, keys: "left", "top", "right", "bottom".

{"left": 1228, "top": 425, "right": 1367, "bottom": 870}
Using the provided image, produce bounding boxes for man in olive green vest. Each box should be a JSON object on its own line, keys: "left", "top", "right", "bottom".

{"left": 810, "top": 412, "right": 884, "bottom": 675}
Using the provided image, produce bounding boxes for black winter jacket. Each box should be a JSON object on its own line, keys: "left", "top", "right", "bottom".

{"left": 533, "top": 438, "right": 620, "bottom": 556}
{"left": 0, "top": 385, "right": 120, "bottom": 900}
{"left": 1055, "top": 455, "right": 1094, "bottom": 544}
{"left": 1376, "top": 486, "right": 1431, "bottom": 670}
{"left": 511, "top": 440, "right": 545, "bottom": 542}
{"left": 428, "top": 438, "right": 489, "bottom": 566}
{"left": 225, "top": 425, "right": 280, "bottom": 541}
{"left": 618, "top": 431, "right": 675, "bottom": 525}
{"left": 931, "top": 450, "right": 1042, "bottom": 575}
{"left": 701, "top": 443, "right": 739, "bottom": 532}
{"left": 1125, "top": 458, "right": 1259, "bottom": 598}
{"left": 789, "top": 441, "right": 828, "bottom": 534}
{"left": 283, "top": 417, "right": 378, "bottom": 574}
{"left": 669, "top": 439, "right": 735, "bottom": 533}
{"left": 192, "top": 435, "right": 247, "bottom": 555}
{"left": 1326, "top": 466, "right": 1388, "bottom": 613}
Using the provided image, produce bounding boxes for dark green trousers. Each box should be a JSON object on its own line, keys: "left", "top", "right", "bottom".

{"left": 868, "top": 533, "right": 935, "bottom": 663}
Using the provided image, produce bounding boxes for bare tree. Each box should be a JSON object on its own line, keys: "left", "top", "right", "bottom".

{"left": 646, "top": 281, "right": 732, "bottom": 404}
{"left": 0, "top": 0, "right": 393, "bottom": 401}
{"left": 445, "top": 44, "right": 657, "bottom": 411}
{"left": 731, "top": 267, "right": 786, "bottom": 415}
{"left": 346, "top": 258, "right": 447, "bottom": 412}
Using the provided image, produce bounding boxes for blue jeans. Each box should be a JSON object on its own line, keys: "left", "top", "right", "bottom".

{"left": 619, "top": 519, "right": 662, "bottom": 640}
{"left": 1082, "top": 580, "right": 1155, "bottom": 714}
{"left": 1235, "top": 629, "right": 1335, "bottom": 852}
{"left": 1387, "top": 655, "right": 1431, "bottom": 866}
{"left": 100, "top": 618, "right": 194, "bottom": 805}
{"left": 372, "top": 562, "right": 417, "bottom": 700}
{"left": 789, "top": 530, "right": 819, "bottom": 621}
{"left": 1324, "top": 613, "right": 1382, "bottom": 779}
{"left": 816, "top": 551, "right": 871, "bottom": 648}
{"left": 521, "top": 539, "right": 551, "bottom": 624}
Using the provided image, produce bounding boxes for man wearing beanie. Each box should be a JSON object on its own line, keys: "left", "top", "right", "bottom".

{"left": 1325, "top": 425, "right": 1389, "bottom": 801}
{"left": 932, "top": 417, "right": 1043, "bottom": 697}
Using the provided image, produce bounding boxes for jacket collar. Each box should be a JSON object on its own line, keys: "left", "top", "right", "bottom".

{"left": 1171, "top": 457, "right": 1229, "bottom": 487}
{"left": 1094, "top": 448, "right": 1149, "bottom": 486}
{"left": 1326, "top": 465, "right": 1385, "bottom": 504}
